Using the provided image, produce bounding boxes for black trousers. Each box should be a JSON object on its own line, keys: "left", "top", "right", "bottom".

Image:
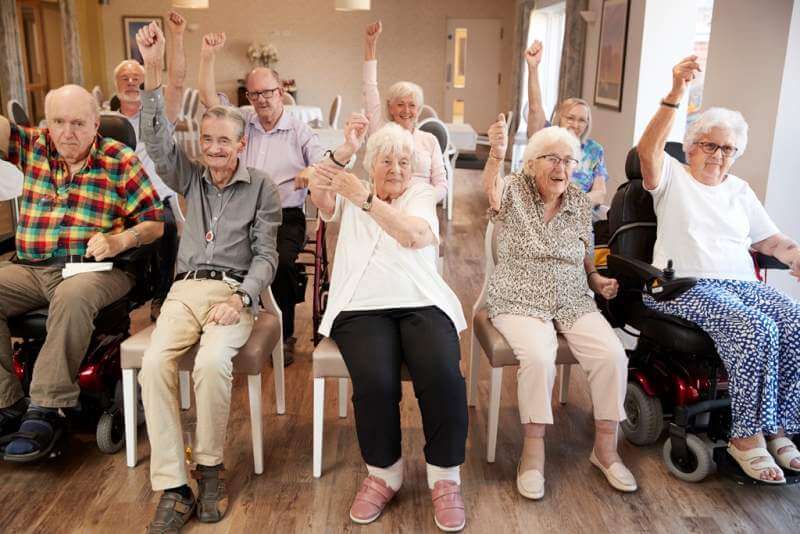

{"left": 271, "top": 207, "right": 306, "bottom": 338}
{"left": 331, "top": 306, "right": 468, "bottom": 468}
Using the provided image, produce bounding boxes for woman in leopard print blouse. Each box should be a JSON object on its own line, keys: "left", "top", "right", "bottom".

{"left": 481, "top": 120, "right": 635, "bottom": 499}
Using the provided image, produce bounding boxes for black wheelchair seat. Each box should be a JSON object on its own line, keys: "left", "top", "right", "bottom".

{"left": 8, "top": 298, "right": 132, "bottom": 340}
{"left": 625, "top": 300, "right": 715, "bottom": 354}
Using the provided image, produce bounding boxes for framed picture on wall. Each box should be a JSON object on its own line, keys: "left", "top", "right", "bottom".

{"left": 122, "top": 16, "right": 164, "bottom": 67}
{"left": 593, "top": 0, "right": 630, "bottom": 111}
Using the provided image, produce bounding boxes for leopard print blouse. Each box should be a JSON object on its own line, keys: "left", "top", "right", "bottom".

{"left": 487, "top": 171, "right": 597, "bottom": 328}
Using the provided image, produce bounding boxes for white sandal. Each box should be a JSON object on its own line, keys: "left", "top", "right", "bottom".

{"left": 727, "top": 443, "right": 786, "bottom": 484}
{"left": 766, "top": 437, "right": 800, "bottom": 473}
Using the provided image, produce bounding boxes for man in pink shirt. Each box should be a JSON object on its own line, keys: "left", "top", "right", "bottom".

{"left": 198, "top": 32, "right": 366, "bottom": 362}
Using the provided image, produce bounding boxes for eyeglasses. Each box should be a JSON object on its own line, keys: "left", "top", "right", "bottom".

{"left": 537, "top": 154, "right": 579, "bottom": 169}
{"left": 563, "top": 114, "right": 588, "bottom": 126}
{"left": 694, "top": 141, "right": 738, "bottom": 158}
{"left": 245, "top": 87, "right": 281, "bottom": 101}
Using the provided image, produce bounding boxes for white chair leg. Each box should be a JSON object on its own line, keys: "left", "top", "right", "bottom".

{"left": 122, "top": 368, "right": 138, "bottom": 468}
{"left": 179, "top": 370, "right": 191, "bottom": 410}
{"left": 446, "top": 164, "right": 454, "bottom": 221}
{"left": 247, "top": 374, "right": 264, "bottom": 475}
{"left": 558, "top": 364, "right": 571, "bottom": 405}
{"left": 272, "top": 336, "right": 286, "bottom": 415}
{"left": 338, "top": 378, "right": 348, "bottom": 418}
{"left": 467, "top": 332, "right": 481, "bottom": 407}
{"left": 487, "top": 367, "right": 503, "bottom": 463}
{"left": 313, "top": 378, "right": 325, "bottom": 478}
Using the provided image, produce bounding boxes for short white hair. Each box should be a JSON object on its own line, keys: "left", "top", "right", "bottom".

{"left": 522, "top": 126, "right": 581, "bottom": 167}
{"left": 683, "top": 107, "right": 748, "bottom": 158}
{"left": 363, "top": 122, "right": 415, "bottom": 173}
{"left": 113, "top": 59, "right": 145, "bottom": 79}
{"left": 385, "top": 81, "right": 424, "bottom": 117}
{"left": 201, "top": 106, "right": 246, "bottom": 140}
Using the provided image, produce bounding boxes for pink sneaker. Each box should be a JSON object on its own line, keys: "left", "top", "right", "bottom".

{"left": 349, "top": 475, "right": 397, "bottom": 524}
{"left": 430, "top": 480, "right": 466, "bottom": 532}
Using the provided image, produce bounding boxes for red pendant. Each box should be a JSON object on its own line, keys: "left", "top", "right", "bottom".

{"left": 205, "top": 230, "right": 214, "bottom": 243}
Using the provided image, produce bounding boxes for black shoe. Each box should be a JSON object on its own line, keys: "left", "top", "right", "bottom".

{"left": 0, "top": 398, "right": 29, "bottom": 437}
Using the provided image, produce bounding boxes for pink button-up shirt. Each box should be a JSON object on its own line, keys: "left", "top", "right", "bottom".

{"left": 363, "top": 60, "right": 447, "bottom": 202}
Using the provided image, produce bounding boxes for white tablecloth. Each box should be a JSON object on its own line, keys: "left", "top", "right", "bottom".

{"left": 285, "top": 105, "right": 324, "bottom": 125}
{"left": 444, "top": 122, "right": 478, "bottom": 152}
{"left": 313, "top": 128, "right": 345, "bottom": 150}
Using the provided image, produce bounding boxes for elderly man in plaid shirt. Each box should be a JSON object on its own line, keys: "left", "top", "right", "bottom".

{"left": 0, "top": 85, "right": 164, "bottom": 462}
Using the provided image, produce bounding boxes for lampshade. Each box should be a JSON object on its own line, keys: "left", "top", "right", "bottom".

{"left": 173, "top": 0, "right": 209, "bottom": 8}
{"left": 335, "top": 0, "right": 370, "bottom": 11}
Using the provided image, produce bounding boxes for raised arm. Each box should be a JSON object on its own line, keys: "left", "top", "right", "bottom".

{"left": 525, "top": 41, "right": 547, "bottom": 138}
{"left": 363, "top": 21, "right": 384, "bottom": 134}
{"left": 164, "top": 10, "right": 187, "bottom": 123}
{"left": 198, "top": 32, "right": 226, "bottom": 108}
{"left": 637, "top": 55, "right": 700, "bottom": 191}
{"left": 137, "top": 21, "right": 200, "bottom": 195}
{"left": 482, "top": 113, "right": 508, "bottom": 211}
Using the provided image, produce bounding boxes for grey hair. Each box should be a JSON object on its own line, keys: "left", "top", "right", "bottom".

{"left": 363, "top": 122, "right": 415, "bottom": 174}
{"left": 683, "top": 107, "right": 748, "bottom": 158}
{"left": 522, "top": 126, "right": 581, "bottom": 167}
{"left": 113, "top": 59, "right": 145, "bottom": 78}
{"left": 385, "top": 81, "right": 424, "bottom": 120}
{"left": 201, "top": 105, "right": 246, "bottom": 140}
{"left": 552, "top": 97, "right": 592, "bottom": 143}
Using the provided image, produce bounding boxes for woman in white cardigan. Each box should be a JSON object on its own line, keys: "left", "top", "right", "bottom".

{"left": 310, "top": 123, "right": 467, "bottom": 532}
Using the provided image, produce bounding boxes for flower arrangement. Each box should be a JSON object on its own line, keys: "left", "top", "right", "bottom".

{"left": 247, "top": 42, "right": 279, "bottom": 68}
{"left": 282, "top": 79, "right": 297, "bottom": 92}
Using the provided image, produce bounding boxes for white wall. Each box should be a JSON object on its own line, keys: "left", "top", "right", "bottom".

{"left": 764, "top": 0, "right": 800, "bottom": 298}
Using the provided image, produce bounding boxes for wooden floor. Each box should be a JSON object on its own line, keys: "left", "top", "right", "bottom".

{"left": 1, "top": 169, "right": 799, "bottom": 533}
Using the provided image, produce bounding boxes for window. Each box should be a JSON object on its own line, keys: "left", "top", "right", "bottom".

{"left": 453, "top": 28, "right": 467, "bottom": 89}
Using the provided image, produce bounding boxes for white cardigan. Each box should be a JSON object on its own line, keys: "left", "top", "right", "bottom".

{"left": 318, "top": 182, "right": 467, "bottom": 337}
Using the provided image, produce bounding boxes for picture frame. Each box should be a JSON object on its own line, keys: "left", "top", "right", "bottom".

{"left": 122, "top": 16, "right": 165, "bottom": 67}
{"left": 593, "top": 0, "right": 630, "bottom": 111}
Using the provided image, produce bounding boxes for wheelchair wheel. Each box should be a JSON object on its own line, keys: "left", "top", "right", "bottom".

{"left": 622, "top": 382, "right": 663, "bottom": 445}
{"left": 96, "top": 410, "right": 125, "bottom": 454}
{"left": 662, "top": 433, "right": 714, "bottom": 482}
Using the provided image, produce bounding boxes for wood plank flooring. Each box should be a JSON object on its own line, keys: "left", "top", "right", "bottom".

{"left": 1, "top": 169, "right": 798, "bottom": 533}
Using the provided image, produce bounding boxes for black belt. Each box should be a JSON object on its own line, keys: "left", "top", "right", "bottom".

{"left": 175, "top": 270, "right": 245, "bottom": 283}
{"left": 13, "top": 255, "right": 100, "bottom": 267}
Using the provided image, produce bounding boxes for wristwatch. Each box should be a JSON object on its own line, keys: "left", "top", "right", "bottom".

{"left": 361, "top": 192, "right": 374, "bottom": 212}
{"left": 235, "top": 290, "right": 252, "bottom": 307}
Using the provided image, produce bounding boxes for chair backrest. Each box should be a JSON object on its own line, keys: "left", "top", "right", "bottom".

{"left": 418, "top": 104, "right": 438, "bottom": 121}
{"left": 417, "top": 117, "right": 450, "bottom": 154}
{"left": 607, "top": 141, "right": 685, "bottom": 265}
{"left": 188, "top": 89, "right": 200, "bottom": 119}
{"left": 471, "top": 220, "right": 501, "bottom": 315}
{"left": 179, "top": 87, "right": 192, "bottom": 119}
{"left": 109, "top": 94, "right": 121, "bottom": 112}
{"left": 505, "top": 110, "right": 516, "bottom": 139}
{"left": 328, "top": 95, "right": 342, "bottom": 129}
{"left": 98, "top": 113, "right": 137, "bottom": 149}
{"left": 282, "top": 92, "right": 296, "bottom": 106}
{"left": 91, "top": 86, "right": 104, "bottom": 108}
{"left": 7, "top": 100, "right": 31, "bottom": 127}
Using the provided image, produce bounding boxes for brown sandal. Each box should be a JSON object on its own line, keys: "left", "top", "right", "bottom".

{"left": 192, "top": 465, "right": 229, "bottom": 523}
{"left": 147, "top": 491, "right": 196, "bottom": 534}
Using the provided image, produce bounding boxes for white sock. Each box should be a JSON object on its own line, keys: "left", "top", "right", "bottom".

{"left": 426, "top": 463, "right": 461, "bottom": 489}
{"left": 366, "top": 457, "right": 404, "bottom": 491}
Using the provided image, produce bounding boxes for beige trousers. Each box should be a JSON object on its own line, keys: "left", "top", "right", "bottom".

{"left": 139, "top": 279, "right": 254, "bottom": 491}
{"left": 491, "top": 311, "right": 627, "bottom": 425}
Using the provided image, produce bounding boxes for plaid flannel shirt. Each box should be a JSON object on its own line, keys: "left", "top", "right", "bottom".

{"left": 6, "top": 124, "right": 163, "bottom": 260}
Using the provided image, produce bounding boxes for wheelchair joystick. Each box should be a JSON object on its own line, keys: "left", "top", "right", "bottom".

{"left": 663, "top": 259, "right": 675, "bottom": 281}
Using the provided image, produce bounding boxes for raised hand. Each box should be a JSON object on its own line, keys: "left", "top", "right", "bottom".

{"left": 365, "top": 21, "right": 382, "bottom": 46}
{"left": 344, "top": 111, "right": 370, "bottom": 152}
{"left": 201, "top": 32, "right": 226, "bottom": 58}
{"left": 670, "top": 55, "right": 701, "bottom": 98}
{"left": 488, "top": 113, "right": 508, "bottom": 158}
{"left": 313, "top": 164, "right": 368, "bottom": 206}
{"left": 135, "top": 21, "right": 165, "bottom": 66}
{"left": 167, "top": 10, "right": 186, "bottom": 35}
{"left": 525, "top": 40, "right": 543, "bottom": 69}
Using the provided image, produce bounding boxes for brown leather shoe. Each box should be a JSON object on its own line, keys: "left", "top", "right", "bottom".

{"left": 147, "top": 491, "right": 196, "bottom": 534}
{"left": 192, "top": 465, "right": 229, "bottom": 523}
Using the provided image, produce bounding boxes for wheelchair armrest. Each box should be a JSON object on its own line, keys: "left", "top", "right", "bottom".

{"left": 113, "top": 241, "right": 159, "bottom": 267}
{"left": 752, "top": 251, "right": 789, "bottom": 270}
{"left": 607, "top": 254, "right": 697, "bottom": 302}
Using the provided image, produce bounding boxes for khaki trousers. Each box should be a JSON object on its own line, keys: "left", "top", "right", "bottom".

{"left": 491, "top": 311, "right": 627, "bottom": 424}
{"left": 0, "top": 262, "right": 134, "bottom": 408}
{"left": 139, "top": 279, "right": 254, "bottom": 491}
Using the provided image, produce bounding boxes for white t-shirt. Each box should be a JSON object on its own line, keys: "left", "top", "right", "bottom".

{"left": 318, "top": 182, "right": 466, "bottom": 337}
{"left": 647, "top": 155, "right": 779, "bottom": 280}
{"left": 0, "top": 160, "right": 23, "bottom": 201}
